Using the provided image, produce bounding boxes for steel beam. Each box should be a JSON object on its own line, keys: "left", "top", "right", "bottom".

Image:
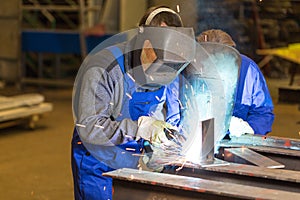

{"left": 104, "top": 168, "right": 300, "bottom": 200}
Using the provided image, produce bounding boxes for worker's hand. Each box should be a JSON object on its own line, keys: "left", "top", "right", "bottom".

{"left": 229, "top": 116, "right": 254, "bottom": 137}
{"left": 138, "top": 141, "right": 164, "bottom": 172}
{"left": 164, "top": 127, "right": 186, "bottom": 146}
{"left": 136, "top": 116, "right": 179, "bottom": 145}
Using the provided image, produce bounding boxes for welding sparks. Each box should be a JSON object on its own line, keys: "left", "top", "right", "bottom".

{"left": 184, "top": 94, "right": 188, "bottom": 100}
{"left": 202, "top": 83, "right": 205, "bottom": 92}
{"left": 132, "top": 153, "right": 144, "bottom": 157}
{"left": 176, "top": 159, "right": 187, "bottom": 171}
{"left": 178, "top": 99, "right": 184, "bottom": 109}
{"left": 76, "top": 123, "right": 86, "bottom": 128}
{"left": 126, "top": 93, "right": 132, "bottom": 99}
{"left": 127, "top": 73, "right": 135, "bottom": 82}
{"left": 124, "top": 135, "right": 134, "bottom": 139}
{"left": 172, "top": 88, "right": 178, "bottom": 95}
{"left": 94, "top": 124, "right": 104, "bottom": 128}
{"left": 186, "top": 99, "right": 191, "bottom": 109}
{"left": 126, "top": 147, "right": 136, "bottom": 151}
{"left": 191, "top": 85, "right": 195, "bottom": 96}
{"left": 176, "top": 5, "right": 180, "bottom": 13}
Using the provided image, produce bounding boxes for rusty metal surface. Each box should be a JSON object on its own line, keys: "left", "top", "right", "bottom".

{"left": 105, "top": 168, "right": 300, "bottom": 200}
{"left": 250, "top": 149, "right": 300, "bottom": 171}
{"left": 176, "top": 161, "right": 300, "bottom": 184}
{"left": 224, "top": 147, "right": 285, "bottom": 168}
{"left": 164, "top": 163, "right": 300, "bottom": 193}
{"left": 202, "top": 163, "right": 300, "bottom": 183}
{"left": 218, "top": 134, "right": 300, "bottom": 171}
{"left": 219, "top": 134, "right": 300, "bottom": 151}
{"left": 248, "top": 146, "right": 300, "bottom": 157}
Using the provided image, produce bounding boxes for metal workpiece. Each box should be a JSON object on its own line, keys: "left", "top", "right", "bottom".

{"left": 223, "top": 147, "right": 285, "bottom": 168}
{"left": 105, "top": 134, "right": 300, "bottom": 199}
{"left": 105, "top": 128, "right": 300, "bottom": 199}
{"left": 185, "top": 162, "right": 300, "bottom": 183}
{"left": 163, "top": 162, "right": 300, "bottom": 193}
{"left": 104, "top": 168, "right": 300, "bottom": 200}
{"left": 160, "top": 134, "right": 300, "bottom": 196}
{"left": 218, "top": 134, "right": 300, "bottom": 171}
{"left": 219, "top": 134, "right": 300, "bottom": 151}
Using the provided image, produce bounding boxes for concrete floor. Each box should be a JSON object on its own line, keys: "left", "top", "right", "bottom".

{"left": 0, "top": 76, "right": 299, "bottom": 200}
{"left": 0, "top": 89, "right": 74, "bottom": 200}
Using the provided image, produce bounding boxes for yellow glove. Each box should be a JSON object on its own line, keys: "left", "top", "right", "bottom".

{"left": 135, "top": 116, "right": 177, "bottom": 145}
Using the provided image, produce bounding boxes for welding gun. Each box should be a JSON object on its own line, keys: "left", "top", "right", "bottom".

{"left": 143, "top": 128, "right": 186, "bottom": 154}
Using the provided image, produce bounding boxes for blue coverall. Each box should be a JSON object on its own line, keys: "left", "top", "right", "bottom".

{"left": 233, "top": 54, "right": 274, "bottom": 135}
{"left": 71, "top": 46, "right": 180, "bottom": 200}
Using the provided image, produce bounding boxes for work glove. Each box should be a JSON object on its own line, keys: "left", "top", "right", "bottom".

{"left": 229, "top": 116, "right": 254, "bottom": 137}
{"left": 136, "top": 116, "right": 182, "bottom": 145}
{"left": 138, "top": 141, "right": 164, "bottom": 172}
{"left": 138, "top": 140, "right": 183, "bottom": 172}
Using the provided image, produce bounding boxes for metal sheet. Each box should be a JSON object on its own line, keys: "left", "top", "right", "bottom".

{"left": 224, "top": 147, "right": 285, "bottom": 168}
{"left": 163, "top": 163, "right": 300, "bottom": 193}
{"left": 104, "top": 168, "right": 300, "bottom": 200}
{"left": 172, "top": 162, "right": 300, "bottom": 183}
{"left": 218, "top": 134, "right": 300, "bottom": 170}
{"left": 219, "top": 134, "right": 300, "bottom": 151}
{"left": 249, "top": 146, "right": 300, "bottom": 171}
{"left": 248, "top": 146, "right": 300, "bottom": 157}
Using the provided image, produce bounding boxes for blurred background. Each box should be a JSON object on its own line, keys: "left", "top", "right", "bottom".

{"left": 0, "top": 0, "right": 299, "bottom": 199}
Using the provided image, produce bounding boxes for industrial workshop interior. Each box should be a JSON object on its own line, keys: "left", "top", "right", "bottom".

{"left": 0, "top": 0, "right": 300, "bottom": 199}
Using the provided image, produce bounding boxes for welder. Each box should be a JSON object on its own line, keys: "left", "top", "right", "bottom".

{"left": 197, "top": 29, "right": 275, "bottom": 137}
{"left": 71, "top": 6, "right": 195, "bottom": 200}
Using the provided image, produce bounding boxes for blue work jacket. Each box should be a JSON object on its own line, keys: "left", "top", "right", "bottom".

{"left": 233, "top": 54, "right": 274, "bottom": 135}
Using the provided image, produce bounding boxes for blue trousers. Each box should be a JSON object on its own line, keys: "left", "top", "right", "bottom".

{"left": 71, "top": 132, "right": 114, "bottom": 200}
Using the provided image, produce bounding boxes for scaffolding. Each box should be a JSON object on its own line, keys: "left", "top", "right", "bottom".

{"left": 21, "top": 0, "right": 107, "bottom": 86}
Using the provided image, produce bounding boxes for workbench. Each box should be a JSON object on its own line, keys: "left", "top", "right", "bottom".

{"left": 0, "top": 93, "right": 52, "bottom": 129}
{"left": 104, "top": 134, "right": 300, "bottom": 199}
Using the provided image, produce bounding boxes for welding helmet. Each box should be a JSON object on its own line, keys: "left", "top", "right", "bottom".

{"left": 130, "top": 26, "right": 196, "bottom": 89}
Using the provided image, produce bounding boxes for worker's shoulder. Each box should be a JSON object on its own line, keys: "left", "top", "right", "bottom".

{"left": 241, "top": 54, "right": 260, "bottom": 71}
{"left": 241, "top": 54, "right": 254, "bottom": 63}
{"left": 82, "top": 43, "right": 126, "bottom": 73}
